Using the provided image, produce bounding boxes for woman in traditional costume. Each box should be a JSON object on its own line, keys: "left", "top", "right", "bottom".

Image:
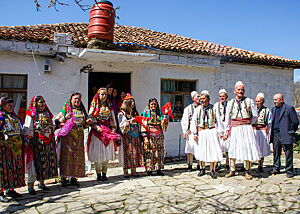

{"left": 0, "top": 97, "right": 25, "bottom": 201}
{"left": 55, "top": 92, "right": 91, "bottom": 187}
{"left": 87, "top": 88, "right": 121, "bottom": 182}
{"left": 118, "top": 94, "right": 143, "bottom": 178}
{"left": 141, "top": 98, "right": 169, "bottom": 176}
{"left": 23, "top": 96, "right": 57, "bottom": 194}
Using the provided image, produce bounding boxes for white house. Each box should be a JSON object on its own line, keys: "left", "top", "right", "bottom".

{"left": 0, "top": 23, "right": 299, "bottom": 157}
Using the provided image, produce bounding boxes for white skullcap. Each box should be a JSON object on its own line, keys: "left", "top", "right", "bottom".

{"left": 201, "top": 90, "right": 210, "bottom": 96}
{"left": 191, "top": 91, "right": 198, "bottom": 98}
{"left": 219, "top": 89, "right": 227, "bottom": 95}
{"left": 235, "top": 81, "right": 244, "bottom": 87}
{"left": 257, "top": 93, "right": 265, "bottom": 99}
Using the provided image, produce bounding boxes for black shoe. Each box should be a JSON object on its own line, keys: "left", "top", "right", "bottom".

{"left": 132, "top": 174, "right": 139, "bottom": 177}
{"left": 225, "top": 165, "right": 230, "bottom": 170}
{"left": 157, "top": 170, "right": 164, "bottom": 176}
{"left": 124, "top": 174, "right": 130, "bottom": 178}
{"left": 102, "top": 172, "right": 108, "bottom": 182}
{"left": 61, "top": 178, "right": 68, "bottom": 187}
{"left": 0, "top": 193, "right": 9, "bottom": 202}
{"left": 38, "top": 184, "right": 50, "bottom": 191}
{"left": 258, "top": 166, "right": 264, "bottom": 173}
{"left": 196, "top": 165, "right": 200, "bottom": 171}
{"left": 28, "top": 187, "right": 36, "bottom": 195}
{"left": 270, "top": 169, "right": 280, "bottom": 175}
{"left": 97, "top": 174, "right": 102, "bottom": 182}
{"left": 147, "top": 171, "right": 153, "bottom": 176}
{"left": 70, "top": 178, "right": 79, "bottom": 187}
{"left": 286, "top": 173, "right": 294, "bottom": 178}
{"left": 215, "top": 164, "right": 221, "bottom": 172}
{"left": 197, "top": 169, "right": 205, "bottom": 177}
{"left": 210, "top": 171, "right": 217, "bottom": 179}
{"left": 5, "top": 190, "right": 22, "bottom": 198}
{"left": 187, "top": 165, "right": 192, "bottom": 172}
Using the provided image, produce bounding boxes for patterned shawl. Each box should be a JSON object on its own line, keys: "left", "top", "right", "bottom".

{"left": 60, "top": 98, "right": 87, "bottom": 118}
{"left": 89, "top": 89, "right": 113, "bottom": 117}
{"left": 25, "top": 96, "right": 53, "bottom": 120}
{"left": 0, "top": 97, "right": 23, "bottom": 130}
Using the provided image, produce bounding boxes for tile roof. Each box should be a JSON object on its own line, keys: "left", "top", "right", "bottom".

{"left": 0, "top": 22, "right": 299, "bottom": 68}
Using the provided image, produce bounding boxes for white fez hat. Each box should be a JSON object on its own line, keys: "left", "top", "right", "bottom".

{"left": 219, "top": 89, "right": 227, "bottom": 95}
{"left": 256, "top": 93, "right": 265, "bottom": 99}
{"left": 201, "top": 90, "right": 210, "bottom": 96}
{"left": 235, "top": 81, "right": 244, "bottom": 87}
{"left": 191, "top": 91, "right": 198, "bottom": 98}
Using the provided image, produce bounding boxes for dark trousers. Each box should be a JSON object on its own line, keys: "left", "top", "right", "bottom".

{"left": 272, "top": 132, "right": 294, "bottom": 175}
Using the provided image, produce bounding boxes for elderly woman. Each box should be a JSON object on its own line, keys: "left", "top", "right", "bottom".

{"left": 87, "top": 88, "right": 121, "bottom": 182}
{"left": 141, "top": 98, "right": 169, "bottom": 176}
{"left": 118, "top": 94, "right": 143, "bottom": 178}
{"left": 56, "top": 92, "right": 92, "bottom": 187}
{"left": 0, "top": 97, "right": 25, "bottom": 201}
{"left": 23, "top": 96, "right": 57, "bottom": 195}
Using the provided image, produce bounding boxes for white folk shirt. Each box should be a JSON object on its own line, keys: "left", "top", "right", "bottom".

{"left": 224, "top": 97, "right": 258, "bottom": 131}
{"left": 181, "top": 103, "right": 197, "bottom": 134}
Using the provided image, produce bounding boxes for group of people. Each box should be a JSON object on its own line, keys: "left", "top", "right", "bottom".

{"left": 0, "top": 87, "right": 170, "bottom": 202}
{"left": 0, "top": 80, "right": 298, "bottom": 202}
{"left": 182, "top": 81, "right": 298, "bottom": 180}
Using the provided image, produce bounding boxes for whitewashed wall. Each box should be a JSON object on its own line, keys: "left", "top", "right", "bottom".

{"left": 0, "top": 43, "right": 295, "bottom": 157}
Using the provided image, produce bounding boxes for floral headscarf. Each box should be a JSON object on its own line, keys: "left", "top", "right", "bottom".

{"left": 60, "top": 96, "right": 87, "bottom": 118}
{"left": 89, "top": 88, "right": 113, "bottom": 117}
{"left": 25, "top": 96, "right": 53, "bottom": 120}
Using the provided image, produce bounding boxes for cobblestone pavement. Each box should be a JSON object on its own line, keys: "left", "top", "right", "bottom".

{"left": 1, "top": 155, "right": 299, "bottom": 214}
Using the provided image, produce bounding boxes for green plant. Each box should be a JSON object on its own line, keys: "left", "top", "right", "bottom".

{"left": 294, "top": 133, "right": 300, "bottom": 152}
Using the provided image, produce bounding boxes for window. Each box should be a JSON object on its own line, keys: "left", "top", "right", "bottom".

{"left": 0, "top": 74, "right": 27, "bottom": 122}
{"left": 161, "top": 79, "right": 196, "bottom": 122}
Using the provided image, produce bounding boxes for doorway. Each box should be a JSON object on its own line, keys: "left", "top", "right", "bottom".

{"left": 88, "top": 72, "right": 131, "bottom": 105}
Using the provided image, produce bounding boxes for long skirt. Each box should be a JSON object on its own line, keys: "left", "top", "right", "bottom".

{"left": 194, "top": 128, "right": 223, "bottom": 162}
{"left": 88, "top": 134, "right": 115, "bottom": 163}
{"left": 31, "top": 136, "right": 58, "bottom": 181}
{"left": 254, "top": 129, "right": 271, "bottom": 158}
{"left": 0, "top": 139, "right": 25, "bottom": 189}
{"left": 59, "top": 128, "right": 85, "bottom": 177}
{"left": 144, "top": 134, "right": 164, "bottom": 171}
{"left": 185, "top": 133, "right": 196, "bottom": 154}
{"left": 228, "top": 125, "right": 261, "bottom": 161}
{"left": 121, "top": 134, "right": 143, "bottom": 170}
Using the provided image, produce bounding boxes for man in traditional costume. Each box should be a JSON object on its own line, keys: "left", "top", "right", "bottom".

{"left": 181, "top": 91, "right": 201, "bottom": 171}
{"left": 191, "top": 90, "right": 223, "bottom": 179}
{"left": 214, "top": 89, "right": 230, "bottom": 170}
{"left": 252, "top": 93, "right": 272, "bottom": 173}
{"left": 224, "top": 81, "right": 260, "bottom": 180}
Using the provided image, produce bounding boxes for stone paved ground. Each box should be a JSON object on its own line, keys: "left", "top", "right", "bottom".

{"left": 1, "top": 155, "right": 299, "bottom": 214}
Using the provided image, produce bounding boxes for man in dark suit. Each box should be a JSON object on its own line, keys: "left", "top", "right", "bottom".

{"left": 270, "top": 93, "right": 299, "bottom": 178}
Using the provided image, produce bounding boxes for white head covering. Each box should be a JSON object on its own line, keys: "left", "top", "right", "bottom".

{"left": 235, "top": 81, "right": 244, "bottom": 87}
{"left": 191, "top": 91, "right": 198, "bottom": 98}
{"left": 201, "top": 90, "right": 210, "bottom": 96}
{"left": 256, "top": 93, "right": 265, "bottom": 99}
{"left": 219, "top": 89, "right": 227, "bottom": 95}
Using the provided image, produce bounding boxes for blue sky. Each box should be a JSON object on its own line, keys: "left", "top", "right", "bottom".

{"left": 1, "top": 0, "right": 299, "bottom": 80}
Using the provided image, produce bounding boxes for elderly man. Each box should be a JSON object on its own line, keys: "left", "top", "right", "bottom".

{"left": 224, "top": 81, "right": 260, "bottom": 180}
{"left": 270, "top": 93, "right": 298, "bottom": 178}
{"left": 191, "top": 90, "right": 223, "bottom": 179}
{"left": 252, "top": 93, "right": 272, "bottom": 173}
{"left": 181, "top": 91, "right": 201, "bottom": 171}
{"left": 214, "top": 89, "right": 230, "bottom": 170}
